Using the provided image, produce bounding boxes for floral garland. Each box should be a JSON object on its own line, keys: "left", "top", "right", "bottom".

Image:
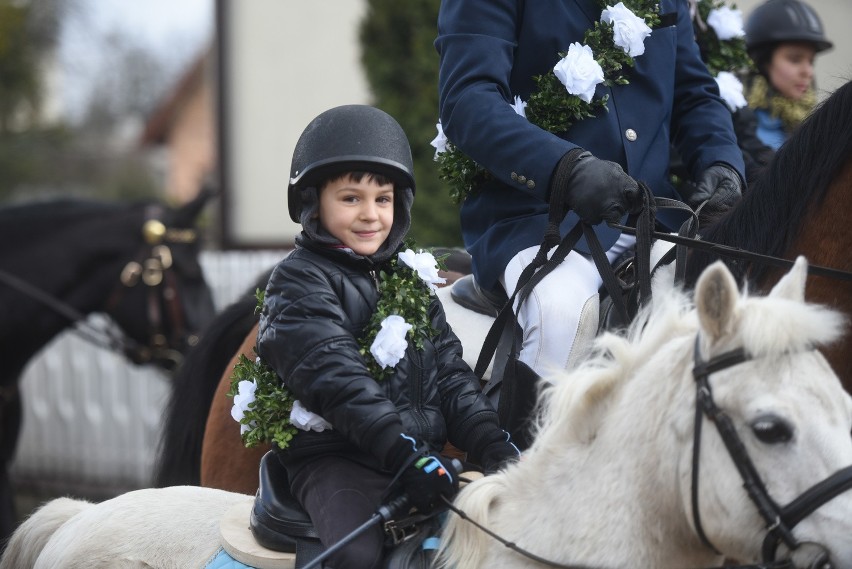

{"left": 228, "top": 244, "right": 447, "bottom": 450}
{"left": 690, "top": 0, "right": 754, "bottom": 111}
{"left": 432, "top": 0, "right": 660, "bottom": 204}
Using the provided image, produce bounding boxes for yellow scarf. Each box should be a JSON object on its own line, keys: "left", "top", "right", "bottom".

{"left": 746, "top": 75, "right": 816, "bottom": 133}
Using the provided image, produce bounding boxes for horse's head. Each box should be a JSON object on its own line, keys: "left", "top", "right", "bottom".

{"left": 690, "top": 257, "right": 852, "bottom": 568}
{"left": 106, "top": 190, "right": 216, "bottom": 372}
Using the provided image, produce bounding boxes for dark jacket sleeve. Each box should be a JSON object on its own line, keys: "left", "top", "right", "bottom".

{"left": 256, "top": 257, "right": 407, "bottom": 467}
{"left": 668, "top": 0, "right": 746, "bottom": 185}
{"left": 426, "top": 298, "right": 504, "bottom": 456}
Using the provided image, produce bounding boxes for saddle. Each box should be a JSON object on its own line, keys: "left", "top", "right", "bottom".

{"left": 250, "top": 452, "right": 323, "bottom": 561}
{"left": 220, "top": 451, "right": 441, "bottom": 569}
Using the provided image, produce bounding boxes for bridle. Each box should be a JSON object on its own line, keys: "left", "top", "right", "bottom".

{"left": 691, "top": 338, "right": 852, "bottom": 568}
{"left": 0, "top": 208, "right": 200, "bottom": 371}
{"left": 104, "top": 208, "right": 201, "bottom": 370}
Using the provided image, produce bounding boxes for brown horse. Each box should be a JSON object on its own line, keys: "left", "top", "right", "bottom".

{"left": 156, "top": 79, "right": 852, "bottom": 496}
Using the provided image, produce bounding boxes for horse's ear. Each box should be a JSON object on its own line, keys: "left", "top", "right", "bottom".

{"left": 172, "top": 183, "right": 218, "bottom": 227}
{"left": 768, "top": 256, "right": 808, "bottom": 302}
{"left": 695, "top": 261, "right": 739, "bottom": 343}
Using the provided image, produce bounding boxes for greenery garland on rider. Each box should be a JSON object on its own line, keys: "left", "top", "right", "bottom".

{"left": 250, "top": 105, "right": 520, "bottom": 569}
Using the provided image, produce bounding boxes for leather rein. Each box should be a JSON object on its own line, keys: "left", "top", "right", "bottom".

{"left": 0, "top": 209, "right": 198, "bottom": 370}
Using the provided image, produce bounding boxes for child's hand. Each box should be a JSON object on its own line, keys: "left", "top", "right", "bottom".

{"left": 400, "top": 452, "right": 459, "bottom": 513}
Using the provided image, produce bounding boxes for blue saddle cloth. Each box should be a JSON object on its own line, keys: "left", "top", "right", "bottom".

{"left": 204, "top": 548, "right": 257, "bottom": 569}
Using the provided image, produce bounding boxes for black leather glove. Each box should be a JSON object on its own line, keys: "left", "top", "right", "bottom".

{"left": 551, "top": 149, "right": 643, "bottom": 225}
{"left": 387, "top": 434, "right": 459, "bottom": 514}
{"left": 400, "top": 452, "right": 458, "bottom": 513}
{"left": 477, "top": 432, "right": 520, "bottom": 475}
{"left": 688, "top": 163, "right": 743, "bottom": 226}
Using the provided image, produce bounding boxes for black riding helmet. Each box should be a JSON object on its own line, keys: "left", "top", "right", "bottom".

{"left": 288, "top": 105, "right": 416, "bottom": 223}
{"left": 745, "top": 0, "right": 833, "bottom": 59}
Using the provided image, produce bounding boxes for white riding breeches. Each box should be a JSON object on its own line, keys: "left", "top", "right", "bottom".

{"left": 500, "top": 233, "right": 636, "bottom": 377}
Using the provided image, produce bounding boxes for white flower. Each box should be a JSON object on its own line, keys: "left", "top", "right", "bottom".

{"left": 511, "top": 95, "right": 527, "bottom": 118}
{"left": 707, "top": 7, "right": 744, "bottom": 41}
{"left": 289, "top": 400, "right": 333, "bottom": 432}
{"left": 370, "top": 315, "right": 412, "bottom": 369}
{"left": 553, "top": 43, "right": 605, "bottom": 104}
{"left": 231, "top": 379, "right": 257, "bottom": 433}
{"left": 398, "top": 249, "right": 446, "bottom": 292}
{"left": 430, "top": 121, "right": 448, "bottom": 159}
{"left": 601, "top": 3, "right": 652, "bottom": 58}
{"left": 715, "top": 71, "right": 747, "bottom": 111}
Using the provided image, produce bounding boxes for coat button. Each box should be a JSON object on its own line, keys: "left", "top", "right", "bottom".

{"left": 511, "top": 172, "right": 519, "bottom": 181}
{"left": 518, "top": 175, "right": 527, "bottom": 183}
{"left": 527, "top": 180, "right": 536, "bottom": 189}
{"left": 625, "top": 128, "right": 637, "bottom": 141}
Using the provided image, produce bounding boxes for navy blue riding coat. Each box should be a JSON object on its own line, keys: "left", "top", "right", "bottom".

{"left": 436, "top": 0, "right": 746, "bottom": 291}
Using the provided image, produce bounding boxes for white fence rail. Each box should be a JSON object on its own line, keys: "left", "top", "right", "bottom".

{"left": 10, "top": 250, "right": 285, "bottom": 499}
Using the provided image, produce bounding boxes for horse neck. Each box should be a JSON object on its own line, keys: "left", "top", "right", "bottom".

{"left": 514, "top": 337, "right": 723, "bottom": 568}
{"left": 0, "top": 207, "right": 143, "bottom": 379}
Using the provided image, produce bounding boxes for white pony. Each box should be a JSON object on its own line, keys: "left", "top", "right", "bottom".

{"left": 437, "top": 257, "right": 852, "bottom": 569}
{"left": 5, "top": 259, "right": 852, "bottom": 569}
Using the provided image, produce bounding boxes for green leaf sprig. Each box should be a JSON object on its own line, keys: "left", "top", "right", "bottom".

{"left": 692, "top": 0, "right": 754, "bottom": 76}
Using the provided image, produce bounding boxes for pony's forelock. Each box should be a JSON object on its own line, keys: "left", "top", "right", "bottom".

{"left": 737, "top": 294, "right": 846, "bottom": 357}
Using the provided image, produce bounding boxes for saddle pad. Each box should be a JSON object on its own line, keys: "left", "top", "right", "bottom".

{"left": 205, "top": 548, "right": 258, "bottom": 569}
{"left": 219, "top": 501, "right": 297, "bottom": 569}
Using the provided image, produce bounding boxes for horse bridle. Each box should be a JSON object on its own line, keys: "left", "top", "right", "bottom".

{"left": 105, "top": 207, "right": 200, "bottom": 369}
{"left": 0, "top": 208, "right": 199, "bottom": 371}
{"left": 691, "top": 338, "right": 852, "bottom": 568}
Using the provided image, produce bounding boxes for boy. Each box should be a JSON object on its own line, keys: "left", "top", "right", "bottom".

{"left": 256, "top": 105, "right": 519, "bottom": 569}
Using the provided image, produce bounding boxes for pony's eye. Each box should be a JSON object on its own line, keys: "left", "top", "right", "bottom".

{"left": 751, "top": 415, "right": 794, "bottom": 443}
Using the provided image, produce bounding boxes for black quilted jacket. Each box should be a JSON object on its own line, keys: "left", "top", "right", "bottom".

{"left": 256, "top": 238, "right": 503, "bottom": 472}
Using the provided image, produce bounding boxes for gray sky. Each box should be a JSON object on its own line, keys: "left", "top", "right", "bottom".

{"left": 58, "top": 0, "right": 214, "bottom": 119}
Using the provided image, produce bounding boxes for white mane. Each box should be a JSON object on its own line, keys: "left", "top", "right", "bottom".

{"left": 531, "top": 266, "right": 845, "bottom": 449}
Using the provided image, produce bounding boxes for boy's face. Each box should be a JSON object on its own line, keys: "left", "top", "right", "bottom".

{"left": 318, "top": 174, "right": 395, "bottom": 256}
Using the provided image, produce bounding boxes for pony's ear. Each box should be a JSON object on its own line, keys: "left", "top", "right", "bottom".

{"left": 695, "top": 261, "right": 738, "bottom": 343}
{"left": 768, "top": 256, "right": 808, "bottom": 302}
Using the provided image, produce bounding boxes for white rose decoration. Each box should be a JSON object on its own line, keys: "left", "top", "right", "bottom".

{"left": 715, "top": 71, "right": 747, "bottom": 111}
{"left": 707, "top": 7, "right": 744, "bottom": 41}
{"left": 553, "top": 43, "right": 605, "bottom": 104}
{"left": 601, "top": 2, "right": 652, "bottom": 58}
{"left": 398, "top": 249, "right": 446, "bottom": 292}
{"left": 511, "top": 95, "right": 528, "bottom": 118}
{"left": 370, "top": 315, "right": 412, "bottom": 369}
{"left": 430, "top": 121, "right": 448, "bottom": 159}
{"left": 230, "top": 379, "right": 257, "bottom": 434}
{"left": 289, "top": 400, "right": 333, "bottom": 432}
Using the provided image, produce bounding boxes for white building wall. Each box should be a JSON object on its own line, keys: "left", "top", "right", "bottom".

{"left": 223, "top": 0, "right": 371, "bottom": 247}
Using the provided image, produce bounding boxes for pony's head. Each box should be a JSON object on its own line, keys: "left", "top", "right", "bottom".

{"left": 522, "top": 258, "right": 852, "bottom": 568}
{"left": 687, "top": 257, "right": 852, "bottom": 566}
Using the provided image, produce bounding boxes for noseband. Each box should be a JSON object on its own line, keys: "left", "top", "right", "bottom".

{"left": 691, "top": 338, "right": 852, "bottom": 567}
